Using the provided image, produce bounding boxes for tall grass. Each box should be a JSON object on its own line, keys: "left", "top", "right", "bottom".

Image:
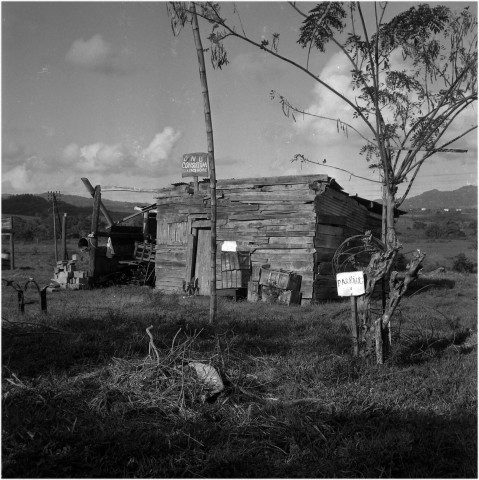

{"left": 2, "top": 243, "right": 477, "bottom": 477}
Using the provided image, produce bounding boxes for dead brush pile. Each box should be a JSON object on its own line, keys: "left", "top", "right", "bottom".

{"left": 87, "top": 325, "right": 278, "bottom": 425}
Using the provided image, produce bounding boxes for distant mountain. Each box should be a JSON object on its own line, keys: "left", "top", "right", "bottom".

{"left": 400, "top": 185, "right": 477, "bottom": 210}
{"left": 36, "top": 193, "right": 142, "bottom": 214}
{"left": 1, "top": 193, "right": 144, "bottom": 221}
{"left": 2, "top": 194, "right": 93, "bottom": 218}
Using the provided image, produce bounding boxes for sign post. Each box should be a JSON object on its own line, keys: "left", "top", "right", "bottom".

{"left": 182, "top": 153, "right": 209, "bottom": 192}
{"left": 336, "top": 271, "right": 365, "bottom": 356}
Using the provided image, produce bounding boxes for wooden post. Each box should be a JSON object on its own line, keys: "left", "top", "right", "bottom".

{"left": 142, "top": 212, "right": 149, "bottom": 240}
{"left": 89, "top": 186, "right": 101, "bottom": 285}
{"left": 9, "top": 217, "right": 14, "bottom": 270}
{"left": 185, "top": 229, "right": 198, "bottom": 283}
{"left": 62, "top": 213, "right": 68, "bottom": 261}
{"left": 193, "top": 176, "right": 199, "bottom": 193}
{"left": 17, "top": 290, "right": 25, "bottom": 313}
{"left": 350, "top": 295, "right": 359, "bottom": 356}
{"left": 52, "top": 195, "right": 58, "bottom": 263}
{"left": 81, "top": 177, "right": 114, "bottom": 227}
{"left": 40, "top": 287, "right": 47, "bottom": 313}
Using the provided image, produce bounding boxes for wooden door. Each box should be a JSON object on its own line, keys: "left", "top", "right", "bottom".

{"left": 194, "top": 228, "right": 211, "bottom": 295}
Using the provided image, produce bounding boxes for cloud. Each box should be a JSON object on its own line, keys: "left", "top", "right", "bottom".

{"left": 1, "top": 127, "right": 182, "bottom": 194}
{"left": 2, "top": 139, "right": 26, "bottom": 169}
{"left": 294, "top": 52, "right": 367, "bottom": 143}
{"left": 62, "top": 142, "right": 130, "bottom": 172}
{"left": 65, "top": 34, "right": 130, "bottom": 75}
{"left": 137, "top": 127, "right": 182, "bottom": 169}
{"left": 61, "top": 127, "right": 182, "bottom": 174}
{"left": 2, "top": 164, "right": 35, "bottom": 191}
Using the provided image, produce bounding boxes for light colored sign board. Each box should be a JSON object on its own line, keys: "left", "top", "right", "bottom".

{"left": 336, "top": 271, "right": 365, "bottom": 297}
{"left": 182, "top": 152, "right": 209, "bottom": 177}
{"left": 2, "top": 217, "right": 12, "bottom": 231}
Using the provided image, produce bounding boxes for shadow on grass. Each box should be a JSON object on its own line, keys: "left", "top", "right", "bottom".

{"left": 2, "top": 385, "right": 476, "bottom": 478}
{"left": 391, "top": 328, "right": 472, "bottom": 365}
{"left": 405, "top": 276, "right": 456, "bottom": 295}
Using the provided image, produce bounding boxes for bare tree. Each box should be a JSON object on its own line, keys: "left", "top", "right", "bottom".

{"left": 173, "top": 1, "right": 477, "bottom": 361}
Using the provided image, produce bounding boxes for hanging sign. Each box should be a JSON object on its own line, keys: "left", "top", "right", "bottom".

{"left": 336, "top": 271, "right": 365, "bottom": 297}
{"left": 182, "top": 152, "right": 209, "bottom": 177}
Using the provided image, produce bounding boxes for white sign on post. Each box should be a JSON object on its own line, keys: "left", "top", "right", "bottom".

{"left": 336, "top": 271, "right": 365, "bottom": 297}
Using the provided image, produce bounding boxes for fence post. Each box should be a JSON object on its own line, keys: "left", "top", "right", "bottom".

{"left": 89, "top": 186, "right": 101, "bottom": 286}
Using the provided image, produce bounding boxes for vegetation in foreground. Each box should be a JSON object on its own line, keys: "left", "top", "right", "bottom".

{"left": 1, "top": 242, "right": 477, "bottom": 478}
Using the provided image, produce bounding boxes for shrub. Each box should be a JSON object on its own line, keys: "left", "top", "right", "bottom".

{"left": 452, "top": 253, "right": 476, "bottom": 273}
{"left": 425, "top": 223, "right": 444, "bottom": 239}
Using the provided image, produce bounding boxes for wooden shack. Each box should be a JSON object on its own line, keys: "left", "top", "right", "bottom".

{"left": 154, "top": 174, "right": 396, "bottom": 304}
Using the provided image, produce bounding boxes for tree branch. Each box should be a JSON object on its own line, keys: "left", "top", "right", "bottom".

{"left": 196, "top": 2, "right": 378, "bottom": 138}
{"left": 292, "top": 154, "right": 382, "bottom": 184}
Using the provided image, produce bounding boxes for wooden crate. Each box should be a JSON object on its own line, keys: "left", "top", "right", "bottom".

{"left": 259, "top": 268, "right": 302, "bottom": 291}
{"left": 247, "top": 280, "right": 261, "bottom": 303}
{"left": 278, "top": 290, "right": 302, "bottom": 306}
{"left": 260, "top": 285, "right": 283, "bottom": 303}
{"left": 221, "top": 269, "right": 251, "bottom": 289}
{"left": 221, "top": 251, "right": 251, "bottom": 271}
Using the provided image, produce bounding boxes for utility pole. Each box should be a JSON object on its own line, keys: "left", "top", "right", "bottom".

{"left": 48, "top": 191, "right": 61, "bottom": 263}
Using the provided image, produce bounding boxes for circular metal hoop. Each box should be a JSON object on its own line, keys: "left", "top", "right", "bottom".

{"left": 332, "top": 234, "right": 386, "bottom": 275}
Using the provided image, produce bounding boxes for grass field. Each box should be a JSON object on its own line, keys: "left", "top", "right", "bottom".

{"left": 2, "top": 240, "right": 477, "bottom": 478}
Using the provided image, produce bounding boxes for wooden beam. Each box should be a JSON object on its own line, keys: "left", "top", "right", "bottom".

{"left": 89, "top": 186, "right": 101, "bottom": 283}
{"left": 215, "top": 174, "right": 329, "bottom": 187}
{"left": 81, "top": 177, "right": 114, "bottom": 227}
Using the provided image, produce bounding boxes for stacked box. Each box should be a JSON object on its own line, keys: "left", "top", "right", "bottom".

{"left": 220, "top": 251, "right": 251, "bottom": 289}
{"left": 259, "top": 268, "right": 302, "bottom": 291}
{"left": 249, "top": 267, "right": 302, "bottom": 306}
{"left": 247, "top": 280, "right": 261, "bottom": 303}
{"left": 52, "top": 259, "right": 88, "bottom": 290}
{"left": 222, "top": 270, "right": 250, "bottom": 289}
{"left": 278, "top": 290, "right": 302, "bottom": 306}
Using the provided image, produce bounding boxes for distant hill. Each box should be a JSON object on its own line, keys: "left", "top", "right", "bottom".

{"left": 400, "top": 185, "right": 477, "bottom": 210}
{"left": 2, "top": 194, "right": 93, "bottom": 218}
{"left": 35, "top": 193, "right": 142, "bottom": 213}
{"left": 1, "top": 193, "right": 146, "bottom": 241}
{"left": 1, "top": 193, "right": 142, "bottom": 221}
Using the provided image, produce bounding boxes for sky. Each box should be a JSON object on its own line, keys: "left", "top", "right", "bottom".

{"left": 2, "top": 1, "right": 477, "bottom": 204}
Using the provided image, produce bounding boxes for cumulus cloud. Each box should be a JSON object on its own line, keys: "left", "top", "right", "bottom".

{"left": 65, "top": 34, "right": 130, "bottom": 74}
{"left": 137, "top": 127, "right": 182, "bottom": 169}
{"left": 61, "top": 127, "right": 182, "bottom": 175}
{"left": 62, "top": 142, "right": 130, "bottom": 172}
{"left": 294, "top": 49, "right": 477, "bottom": 160}
{"left": 294, "top": 52, "right": 367, "bottom": 146}
{"left": 2, "top": 164, "right": 35, "bottom": 191}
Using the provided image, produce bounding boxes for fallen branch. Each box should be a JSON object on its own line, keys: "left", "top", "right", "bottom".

{"left": 146, "top": 325, "right": 160, "bottom": 364}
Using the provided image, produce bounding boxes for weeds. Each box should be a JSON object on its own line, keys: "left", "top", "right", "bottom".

{"left": 2, "top": 243, "right": 477, "bottom": 478}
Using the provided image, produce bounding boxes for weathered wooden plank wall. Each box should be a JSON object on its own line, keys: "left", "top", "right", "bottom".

{"left": 154, "top": 175, "right": 385, "bottom": 304}
{"left": 313, "top": 187, "right": 383, "bottom": 302}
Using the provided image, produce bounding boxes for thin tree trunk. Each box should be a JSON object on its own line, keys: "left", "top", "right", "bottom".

{"left": 191, "top": 3, "right": 217, "bottom": 325}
